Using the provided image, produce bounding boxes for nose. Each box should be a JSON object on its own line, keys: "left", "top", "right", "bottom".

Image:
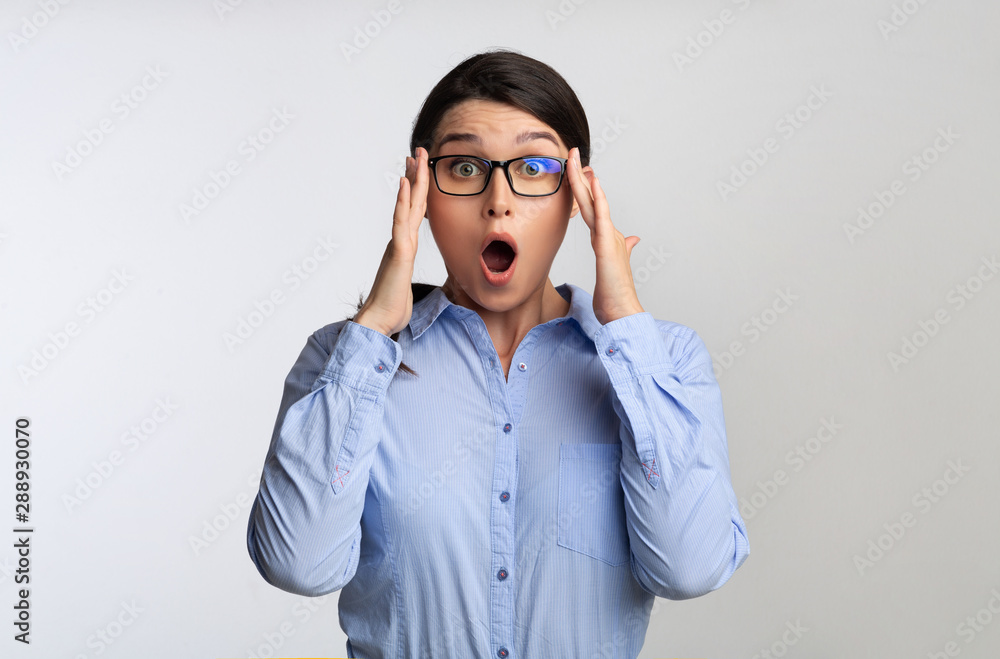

{"left": 482, "top": 165, "right": 514, "bottom": 218}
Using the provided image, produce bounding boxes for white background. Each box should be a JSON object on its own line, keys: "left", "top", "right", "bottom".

{"left": 2, "top": 1, "right": 999, "bottom": 657}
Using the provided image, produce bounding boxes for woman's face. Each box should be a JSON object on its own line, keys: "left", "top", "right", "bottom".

{"left": 425, "top": 99, "right": 584, "bottom": 311}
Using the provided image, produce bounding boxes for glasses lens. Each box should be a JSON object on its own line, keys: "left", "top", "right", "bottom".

{"left": 434, "top": 156, "right": 490, "bottom": 195}
{"left": 433, "top": 156, "right": 565, "bottom": 195}
{"left": 510, "top": 157, "right": 563, "bottom": 195}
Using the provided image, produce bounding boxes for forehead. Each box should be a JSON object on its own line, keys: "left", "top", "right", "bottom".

{"left": 434, "top": 99, "right": 565, "bottom": 152}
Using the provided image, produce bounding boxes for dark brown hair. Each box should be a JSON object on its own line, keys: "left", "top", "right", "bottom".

{"left": 347, "top": 49, "right": 591, "bottom": 377}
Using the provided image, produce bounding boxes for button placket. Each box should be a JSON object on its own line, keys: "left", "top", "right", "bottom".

{"left": 475, "top": 316, "right": 518, "bottom": 659}
{"left": 491, "top": 414, "right": 515, "bottom": 655}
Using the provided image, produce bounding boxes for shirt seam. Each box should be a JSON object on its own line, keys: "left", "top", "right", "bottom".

{"left": 329, "top": 388, "right": 378, "bottom": 494}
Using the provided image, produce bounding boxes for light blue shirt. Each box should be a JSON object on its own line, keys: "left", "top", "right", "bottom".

{"left": 246, "top": 282, "right": 749, "bottom": 659}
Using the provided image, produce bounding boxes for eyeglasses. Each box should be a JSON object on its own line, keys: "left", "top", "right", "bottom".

{"left": 426, "top": 155, "right": 568, "bottom": 197}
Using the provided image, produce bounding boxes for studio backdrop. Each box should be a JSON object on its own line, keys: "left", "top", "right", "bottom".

{"left": 2, "top": 1, "right": 998, "bottom": 657}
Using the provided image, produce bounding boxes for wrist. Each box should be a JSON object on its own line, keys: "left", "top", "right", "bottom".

{"left": 599, "top": 305, "right": 645, "bottom": 325}
{"left": 353, "top": 311, "right": 391, "bottom": 337}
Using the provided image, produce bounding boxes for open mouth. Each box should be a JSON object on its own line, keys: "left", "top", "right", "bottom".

{"left": 482, "top": 239, "right": 516, "bottom": 273}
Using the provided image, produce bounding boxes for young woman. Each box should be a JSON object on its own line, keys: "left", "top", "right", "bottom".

{"left": 247, "top": 50, "right": 749, "bottom": 659}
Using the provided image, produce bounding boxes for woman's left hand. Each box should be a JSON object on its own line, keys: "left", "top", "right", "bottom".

{"left": 566, "top": 146, "right": 645, "bottom": 325}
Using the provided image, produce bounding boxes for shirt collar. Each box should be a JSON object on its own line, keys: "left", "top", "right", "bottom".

{"left": 408, "top": 282, "right": 602, "bottom": 344}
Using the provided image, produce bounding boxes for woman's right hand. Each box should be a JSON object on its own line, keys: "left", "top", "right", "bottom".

{"left": 353, "top": 146, "right": 430, "bottom": 337}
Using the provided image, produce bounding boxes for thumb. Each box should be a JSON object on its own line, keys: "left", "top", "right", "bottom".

{"left": 625, "top": 235, "right": 640, "bottom": 258}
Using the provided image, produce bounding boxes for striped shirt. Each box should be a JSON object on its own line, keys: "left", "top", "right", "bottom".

{"left": 246, "top": 282, "right": 750, "bottom": 658}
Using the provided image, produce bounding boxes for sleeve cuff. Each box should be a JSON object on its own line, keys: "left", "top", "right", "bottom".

{"left": 593, "top": 312, "right": 676, "bottom": 383}
{"left": 314, "top": 320, "right": 402, "bottom": 393}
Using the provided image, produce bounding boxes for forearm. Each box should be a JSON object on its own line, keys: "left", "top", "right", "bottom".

{"left": 247, "top": 321, "right": 401, "bottom": 596}
{"left": 596, "top": 314, "right": 750, "bottom": 599}
{"left": 617, "top": 394, "right": 747, "bottom": 599}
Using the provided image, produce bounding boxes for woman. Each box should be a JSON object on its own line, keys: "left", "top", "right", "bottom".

{"left": 246, "top": 50, "right": 749, "bottom": 658}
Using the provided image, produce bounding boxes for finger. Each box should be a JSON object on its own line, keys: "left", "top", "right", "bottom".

{"left": 406, "top": 149, "right": 425, "bottom": 190}
{"left": 404, "top": 151, "right": 415, "bottom": 188}
{"left": 568, "top": 148, "right": 596, "bottom": 230}
{"left": 625, "top": 235, "right": 640, "bottom": 258}
{"left": 590, "top": 174, "right": 616, "bottom": 243}
{"left": 390, "top": 178, "right": 415, "bottom": 262}
{"left": 405, "top": 155, "right": 415, "bottom": 187}
{"left": 397, "top": 151, "right": 420, "bottom": 239}
{"left": 393, "top": 175, "right": 411, "bottom": 228}
{"left": 568, "top": 148, "right": 593, "bottom": 202}
{"left": 411, "top": 147, "right": 430, "bottom": 217}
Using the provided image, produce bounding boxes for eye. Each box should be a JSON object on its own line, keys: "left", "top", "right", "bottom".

{"left": 450, "top": 159, "right": 485, "bottom": 178}
{"left": 516, "top": 157, "right": 560, "bottom": 177}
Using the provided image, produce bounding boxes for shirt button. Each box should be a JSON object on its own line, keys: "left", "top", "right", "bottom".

{"left": 498, "top": 647, "right": 509, "bottom": 658}
{"left": 497, "top": 568, "right": 508, "bottom": 581}
{"left": 376, "top": 363, "right": 385, "bottom": 372}
{"left": 503, "top": 423, "right": 511, "bottom": 433}
{"left": 499, "top": 491, "right": 510, "bottom": 502}
{"left": 606, "top": 347, "right": 615, "bottom": 355}
{"left": 518, "top": 362, "right": 526, "bottom": 371}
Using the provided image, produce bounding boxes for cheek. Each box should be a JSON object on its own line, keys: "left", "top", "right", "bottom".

{"left": 518, "top": 220, "right": 568, "bottom": 272}
{"left": 426, "top": 206, "right": 478, "bottom": 260}
{"left": 541, "top": 223, "right": 569, "bottom": 256}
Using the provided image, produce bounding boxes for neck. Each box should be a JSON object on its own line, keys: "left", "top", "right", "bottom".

{"left": 441, "top": 276, "right": 570, "bottom": 357}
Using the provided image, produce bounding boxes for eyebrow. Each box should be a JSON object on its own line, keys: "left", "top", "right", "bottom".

{"left": 435, "top": 130, "right": 560, "bottom": 150}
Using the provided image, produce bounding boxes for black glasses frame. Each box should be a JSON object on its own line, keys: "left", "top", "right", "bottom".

{"left": 426, "top": 155, "right": 569, "bottom": 197}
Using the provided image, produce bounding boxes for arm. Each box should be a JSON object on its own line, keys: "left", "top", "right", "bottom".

{"left": 246, "top": 320, "right": 401, "bottom": 597}
{"left": 594, "top": 313, "right": 750, "bottom": 600}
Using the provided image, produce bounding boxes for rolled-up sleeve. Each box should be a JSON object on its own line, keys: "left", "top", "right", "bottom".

{"left": 593, "top": 312, "right": 750, "bottom": 600}
{"left": 246, "top": 320, "right": 401, "bottom": 597}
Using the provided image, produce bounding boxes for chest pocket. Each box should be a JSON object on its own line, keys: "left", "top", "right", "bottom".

{"left": 557, "top": 442, "right": 629, "bottom": 567}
